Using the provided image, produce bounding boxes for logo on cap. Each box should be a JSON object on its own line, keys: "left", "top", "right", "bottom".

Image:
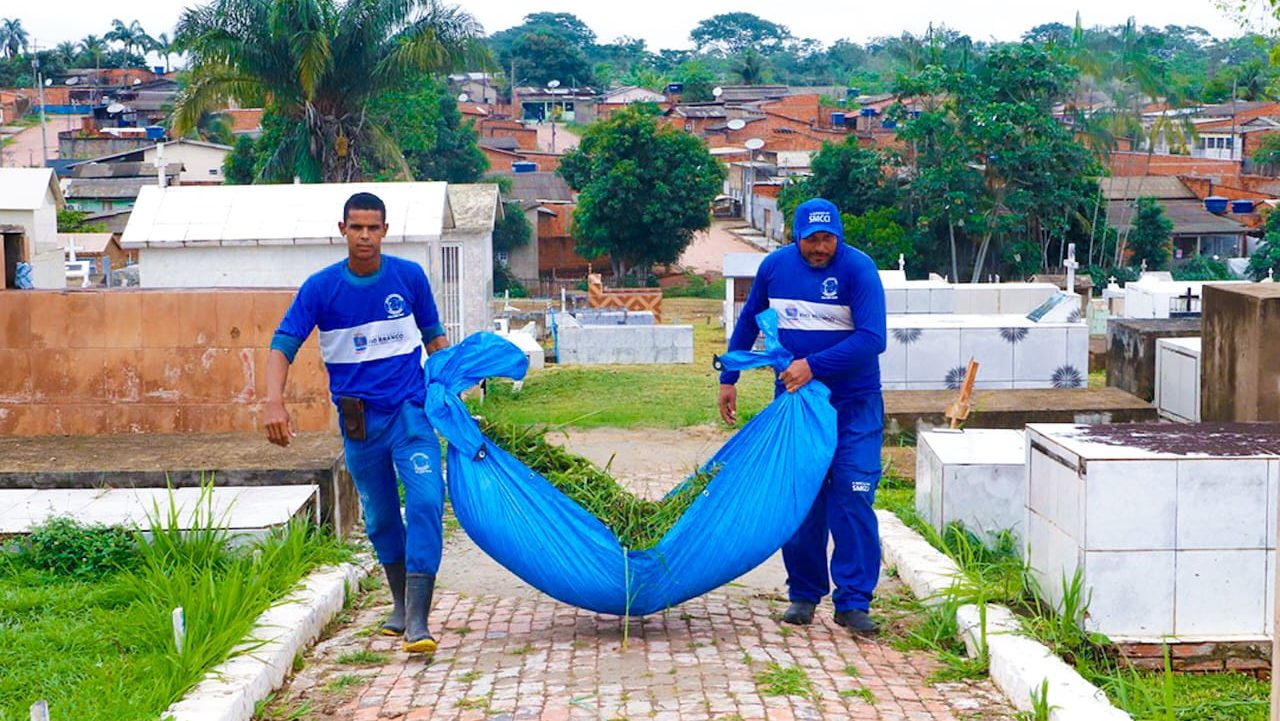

{"left": 808, "top": 211, "right": 832, "bottom": 224}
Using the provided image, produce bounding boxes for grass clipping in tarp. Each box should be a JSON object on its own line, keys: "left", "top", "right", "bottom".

{"left": 480, "top": 420, "right": 719, "bottom": 551}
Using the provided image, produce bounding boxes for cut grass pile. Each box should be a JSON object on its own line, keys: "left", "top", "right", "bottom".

{"left": 0, "top": 498, "right": 351, "bottom": 721}
{"left": 481, "top": 419, "right": 718, "bottom": 550}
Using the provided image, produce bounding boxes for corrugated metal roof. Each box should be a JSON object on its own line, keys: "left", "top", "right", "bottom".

{"left": 65, "top": 177, "right": 162, "bottom": 200}
{"left": 0, "top": 168, "right": 63, "bottom": 209}
{"left": 72, "top": 161, "right": 184, "bottom": 179}
{"left": 1098, "top": 176, "right": 1195, "bottom": 200}
{"left": 497, "top": 171, "right": 573, "bottom": 203}
{"left": 121, "top": 181, "right": 448, "bottom": 248}
{"left": 1106, "top": 199, "right": 1249, "bottom": 236}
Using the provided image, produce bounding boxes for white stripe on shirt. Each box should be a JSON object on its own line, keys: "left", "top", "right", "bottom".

{"left": 319, "top": 315, "right": 423, "bottom": 364}
{"left": 769, "top": 298, "right": 854, "bottom": 331}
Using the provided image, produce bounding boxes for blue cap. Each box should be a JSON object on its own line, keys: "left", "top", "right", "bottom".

{"left": 793, "top": 198, "right": 843, "bottom": 243}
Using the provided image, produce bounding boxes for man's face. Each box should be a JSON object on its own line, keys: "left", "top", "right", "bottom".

{"left": 339, "top": 208, "right": 387, "bottom": 262}
{"left": 798, "top": 231, "right": 838, "bottom": 268}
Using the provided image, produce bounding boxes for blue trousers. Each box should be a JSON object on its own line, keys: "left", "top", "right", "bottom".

{"left": 341, "top": 401, "right": 445, "bottom": 575}
{"left": 782, "top": 392, "right": 883, "bottom": 612}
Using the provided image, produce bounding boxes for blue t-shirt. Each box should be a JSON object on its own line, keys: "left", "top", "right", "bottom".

{"left": 272, "top": 256, "right": 445, "bottom": 412}
{"left": 720, "top": 241, "right": 886, "bottom": 401}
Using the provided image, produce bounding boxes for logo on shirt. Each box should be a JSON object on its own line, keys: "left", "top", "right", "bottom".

{"left": 784, "top": 305, "right": 800, "bottom": 319}
{"left": 353, "top": 333, "right": 368, "bottom": 353}
{"left": 821, "top": 277, "right": 839, "bottom": 299}
{"left": 410, "top": 452, "right": 433, "bottom": 474}
{"left": 808, "top": 210, "right": 832, "bottom": 224}
{"left": 850, "top": 481, "right": 872, "bottom": 493}
{"left": 384, "top": 293, "right": 406, "bottom": 319}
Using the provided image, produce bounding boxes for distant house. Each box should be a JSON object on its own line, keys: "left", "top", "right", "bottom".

{"left": 0, "top": 168, "right": 64, "bottom": 289}
{"left": 1101, "top": 177, "right": 1253, "bottom": 261}
{"left": 223, "top": 108, "right": 265, "bottom": 138}
{"left": 492, "top": 170, "right": 602, "bottom": 281}
{"left": 120, "top": 181, "right": 500, "bottom": 342}
{"left": 514, "top": 86, "right": 597, "bottom": 123}
{"left": 63, "top": 161, "right": 183, "bottom": 213}
{"left": 448, "top": 72, "right": 499, "bottom": 105}
{"left": 66, "top": 139, "right": 233, "bottom": 186}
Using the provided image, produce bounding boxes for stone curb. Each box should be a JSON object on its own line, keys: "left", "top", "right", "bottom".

{"left": 877, "top": 510, "right": 1132, "bottom": 721}
{"left": 162, "top": 557, "right": 373, "bottom": 721}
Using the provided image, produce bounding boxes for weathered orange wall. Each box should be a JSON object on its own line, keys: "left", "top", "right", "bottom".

{"left": 0, "top": 289, "right": 334, "bottom": 436}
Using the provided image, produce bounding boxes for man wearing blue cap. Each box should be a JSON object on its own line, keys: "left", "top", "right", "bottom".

{"left": 717, "top": 197, "right": 887, "bottom": 634}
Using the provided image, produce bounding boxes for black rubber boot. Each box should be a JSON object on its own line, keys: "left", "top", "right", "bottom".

{"left": 781, "top": 601, "right": 816, "bottom": 625}
{"left": 403, "top": 572, "right": 438, "bottom": 655}
{"left": 379, "top": 562, "right": 406, "bottom": 636}
{"left": 833, "top": 608, "right": 879, "bottom": 635}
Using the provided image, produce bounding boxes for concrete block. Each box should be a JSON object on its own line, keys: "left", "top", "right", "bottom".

{"left": 1106, "top": 318, "right": 1200, "bottom": 402}
{"left": 1202, "top": 283, "right": 1280, "bottom": 421}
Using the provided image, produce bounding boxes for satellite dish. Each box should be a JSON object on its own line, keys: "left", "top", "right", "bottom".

{"left": 744, "top": 138, "right": 765, "bottom": 151}
{"left": 547, "top": 79, "right": 561, "bottom": 89}
{"left": 106, "top": 103, "right": 126, "bottom": 114}
{"left": 457, "top": 92, "right": 469, "bottom": 103}
{"left": 131, "top": 78, "right": 142, "bottom": 86}
{"left": 712, "top": 86, "right": 723, "bottom": 98}
{"left": 65, "top": 77, "right": 79, "bottom": 85}
{"left": 43, "top": 78, "right": 52, "bottom": 87}
{"left": 726, "top": 118, "right": 746, "bottom": 131}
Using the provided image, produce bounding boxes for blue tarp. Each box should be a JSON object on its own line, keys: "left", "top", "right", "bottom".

{"left": 424, "top": 309, "right": 836, "bottom": 616}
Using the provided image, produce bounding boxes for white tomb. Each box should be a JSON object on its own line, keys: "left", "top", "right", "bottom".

{"left": 1025, "top": 423, "right": 1278, "bottom": 642}
{"left": 951, "top": 283, "right": 1059, "bottom": 315}
{"left": 1155, "top": 337, "right": 1201, "bottom": 423}
{"left": 881, "top": 304, "right": 1088, "bottom": 390}
{"left": 1122, "top": 277, "right": 1250, "bottom": 319}
{"left": 915, "top": 429, "right": 1026, "bottom": 546}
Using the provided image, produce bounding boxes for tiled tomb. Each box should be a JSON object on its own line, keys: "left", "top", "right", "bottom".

{"left": 1025, "top": 422, "right": 1278, "bottom": 642}
{"left": 1122, "top": 277, "right": 1250, "bottom": 319}
{"left": 880, "top": 313, "right": 1089, "bottom": 390}
{"left": 916, "top": 429, "right": 1026, "bottom": 545}
{"left": 1155, "top": 337, "right": 1201, "bottom": 423}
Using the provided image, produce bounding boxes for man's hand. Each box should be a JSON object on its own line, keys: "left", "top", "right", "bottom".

{"left": 265, "top": 400, "right": 295, "bottom": 447}
{"left": 779, "top": 359, "right": 813, "bottom": 393}
{"left": 426, "top": 334, "right": 449, "bottom": 354}
{"left": 718, "top": 384, "right": 738, "bottom": 426}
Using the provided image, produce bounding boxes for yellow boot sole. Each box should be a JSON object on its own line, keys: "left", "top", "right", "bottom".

{"left": 379, "top": 627, "right": 402, "bottom": 637}
{"left": 403, "top": 636, "right": 437, "bottom": 655}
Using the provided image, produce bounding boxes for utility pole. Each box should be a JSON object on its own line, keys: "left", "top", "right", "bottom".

{"left": 30, "top": 40, "right": 49, "bottom": 168}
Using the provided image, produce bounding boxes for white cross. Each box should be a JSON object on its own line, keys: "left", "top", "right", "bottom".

{"left": 1064, "top": 243, "right": 1079, "bottom": 293}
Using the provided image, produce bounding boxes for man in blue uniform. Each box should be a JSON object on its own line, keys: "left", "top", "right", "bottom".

{"left": 265, "top": 192, "right": 449, "bottom": 655}
{"left": 717, "top": 197, "right": 887, "bottom": 634}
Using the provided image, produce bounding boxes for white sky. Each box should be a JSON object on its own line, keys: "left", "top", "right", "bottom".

{"left": 13, "top": 0, "right": 1259, "bottom": 56}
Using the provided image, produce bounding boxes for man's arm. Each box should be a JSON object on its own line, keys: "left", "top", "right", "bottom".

{"left": 264, "top": 349, "right": 295, "bottom": 447}
{"left": 718, "top": 258, "right": 771, "bottom": 424}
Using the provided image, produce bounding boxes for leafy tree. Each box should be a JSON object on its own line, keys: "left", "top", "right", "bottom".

{"left": 1172, "top": 254, "right": 1234, "bottom": 281}
{"left": 79, "top": 35, "right": 108, "bottom": 67}
{"left": 1247, "top": 208, "right": 1280, "bottom": 280}
{"left": 492, "top": 200, "right": 532, "bottom": 296}
{"left": 1126, "top": 197, "right": 1172, "bottom": 270}
{"left": 690, "top": 12, "right": 790, "bottom": 56}
{"left": 371, "top": 76, "right": 486, "bottom": 182}
{"left": 842, "top": 208, "right": 916, "bottom": 270}
{"left": 174, "top": 0, "right": 486, "bottom": 183}
{"left": 57, "top": 208, "right": 108, "bottom": 233}
{"left": 1253, "top": 133, "right": 1280, "bottom": 170}
{"left": 152, "top": 32, "right": 175, "bottom": 73}
{"left": 504, "top": 31, "right": 594, "bottom": 88}
{"left": 558, "top": 108, "right": 724, "bottom": 280}
{"left": 677, "top": 60, "right": 716, "bottom": 102}
{"left": 778, "top": 137, "right": 896, "bottom": 226}
{"left": 732, "top": 48, "right": 767, "bottom": 85}
{"left": 519, "top": 12, "right": 595, "bottom": 50}
{"left": 223, "top": 135, "right": 257, "bottom": 184}
{"left": 0, "top": 18, "right": 28, "bottom": 59}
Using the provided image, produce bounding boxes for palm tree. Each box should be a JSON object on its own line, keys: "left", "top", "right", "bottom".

{"left": 0, "top": 18, "right": 29, "bottom": 59}
{"left": 79, "top": 34, "right": 108, "bottom": 68}
{"left": 107, "top": 19, "right": 152, "bottom": 59}
{"left": 55, "top": 40, "right": 80, "bottom": 65}
{"left": 173, "top": 0, "right": 487, "bottom": 183}
{"left": 152, "top": 32, "right": 175, "bottom": 73}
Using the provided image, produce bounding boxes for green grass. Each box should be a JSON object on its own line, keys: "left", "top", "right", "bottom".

{"left": 754, "top": 663, "right": 816, "bottom": 699}
{"left": 325, "top": 674, "right": 365, "bottom": 692}
{"left": 0, "top": 499, "right": 351, "bottom": 721}
{"left": 476, "top": 300, "right": 774, "bottom": 428}
{"left": 839, "top": 688, "right": 876, "bottom": 704}
{"left": 336, "top": 650, "right": 388, "bottom": 666}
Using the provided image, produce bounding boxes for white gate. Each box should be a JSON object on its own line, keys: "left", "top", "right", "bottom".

{"left": 440, "top": 244, "right": 463, "bottom": 343}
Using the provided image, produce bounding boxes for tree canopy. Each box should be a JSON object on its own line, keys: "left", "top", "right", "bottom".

{"left": 558, "top": 109, "right": 725, "bottom": 280}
